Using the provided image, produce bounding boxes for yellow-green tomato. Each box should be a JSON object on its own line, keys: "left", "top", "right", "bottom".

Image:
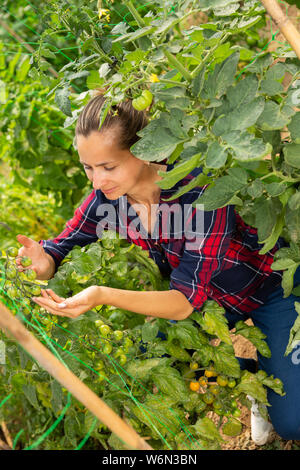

{"left": 99, "top": 324, "right": 111, "bottom": 337}
{"left": 113, "top": 330, "right": 123, "bottom": 341}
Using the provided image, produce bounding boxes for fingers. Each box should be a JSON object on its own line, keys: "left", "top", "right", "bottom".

{"left": 42, "top": 289, "right": 65, "bottom": 303}
{"left": 32, "top": 296, "right": 75, "bottom": 318}
{"left": 16, "top": 234, "right": 35, "bottom": 248}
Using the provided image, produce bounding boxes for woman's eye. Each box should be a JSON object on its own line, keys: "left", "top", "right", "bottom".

{"left": 83, "top": 166, "right": 91, "bottom": 171}
{"left": 104, "top": 167, "right": 116, "bottom": 172}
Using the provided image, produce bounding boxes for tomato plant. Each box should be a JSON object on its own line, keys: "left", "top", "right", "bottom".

{"left": 0, "top": 0, "right": 298, "bottom": 451}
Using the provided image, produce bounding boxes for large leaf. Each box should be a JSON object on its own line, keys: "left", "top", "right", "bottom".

{"left": 212, "top": 342, "right": 241, "bottom": 378}
{"left": 167, "top": 319, "right": 210, "bottom": 349}
{"left": 283, "top": 144, "right": 300, "bottom": 169}
{"left": 221, "top": 131, "right": 272, "bottom": 161}
{"left": 213, "top": 97, "right": 264, "bottom": 135}
{"left": 126, "top": 358, "right": 170, "bottom": 381}
{"left": 199, "top": 310, "right": 232, "bottom": 345}
{"left": 201, "top": 52, "right": 240, "bottom": 99}
{"left": 193, "top": 167, "right": 248, "bottom": 210}
{"left": 235, "top": 321, "right": 271, "bottom": 358}
{"left": 256, "top": 101, "right": 293, "bottom": 130}
{"left": 235, "top": 370, "right": 268, "bottom": 404}
{"left": 150, "top": 365, "right": 190, "bottom": 402}
{"left": 193, "top": 417, "right": 223, "bottom": 442}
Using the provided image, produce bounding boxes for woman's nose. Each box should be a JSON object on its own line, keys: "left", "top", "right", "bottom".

{"left": 92, "top": 171, "right": 110, "bottom": 190}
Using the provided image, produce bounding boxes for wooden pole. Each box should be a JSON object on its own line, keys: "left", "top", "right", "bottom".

{"left": 260, "top": 0, "right": 300, "bottom": 59}
{"left": 0, "top": 300, "right": 152, "bottom": 450}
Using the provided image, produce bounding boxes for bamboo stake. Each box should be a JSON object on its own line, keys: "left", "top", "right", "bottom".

{"left": 1, "top": 421, "right": 13, "bottom": 449}
{"left": 260, "top": 0, "right": 300, "bottom": 59}
{"left": 0, "top": 301, "right": 152, "bottom": 450}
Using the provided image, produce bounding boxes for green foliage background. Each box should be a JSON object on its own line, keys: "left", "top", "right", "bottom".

{"left": 0, "top": 0, "right": 299, "bottom": 451}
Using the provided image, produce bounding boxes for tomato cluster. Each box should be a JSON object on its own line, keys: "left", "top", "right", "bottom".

{"left": 188, "top": 363, "right": 241, "bottom": 419}
{"left": 3, "top": 247, "right": 42, "bottom": 306}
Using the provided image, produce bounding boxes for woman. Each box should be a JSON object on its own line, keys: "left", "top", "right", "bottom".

{"left": 16, "top": 93, "right": 300, "bottom": 442}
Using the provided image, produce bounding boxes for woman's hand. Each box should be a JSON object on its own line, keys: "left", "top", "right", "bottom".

{"left": 16, "top": 234, "right": 56, "bottom": 280}
{"left": 32, "top": 286, "right": 102, "bottom": 318}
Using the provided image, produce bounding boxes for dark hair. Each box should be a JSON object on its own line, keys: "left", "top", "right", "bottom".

{"left": 75, "top": 90, "right": 149, "bottom": 150}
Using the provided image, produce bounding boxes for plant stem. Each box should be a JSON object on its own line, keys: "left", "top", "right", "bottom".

{"left": 163, "top": 48, "right": 193, "bottom": 82}
{"left": 191, "top": 32, "right": 231, "bottom": 79}
{"left": 125, "top": 1, "right": 146, "bottom": 28}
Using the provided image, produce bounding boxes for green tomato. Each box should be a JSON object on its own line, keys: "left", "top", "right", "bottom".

{"left": 113, "top": 330, "right": 123, "bottom": 341}
{"left": 141, "top": 89, "right": 153, "bottom": 104}
{"left": 246, "top": 36, "right": 257, "bottom": 47}
{"left": 95, "top": 319, "right": 104, "bottom": 328}
{"left": 95, "top": 360, "right": 105, "bottom": 370}
{"left": 25, "top": 269, "right": 37, "bottom": 281}
{"left": 123, "top": 337, "right": 133, "bottom": 348}
{"left": 6, "top": 266, "right": 17, "bottom": 280}
{"left": 30, "top": 285, "right": 42, "bottom": 296}
{"left": 7, "top": 247, "right": 18, "bottom": 258}
{"left": 132, "top": 95, "right": 149, "bottom": 111}
{"left": 21, "top": 256, "right": 32, "bottom": 267}
{"left": 227, "top": 378, "right": 236, "bottom": 388}
{"left": 99, "top": 324, "right": 112, "bottom": 337}
{"left": 257, "top": 37, "right": 268, "bottom": 49}
{"left": 202, "top": 391, "right": 214, "bottom": 405}
{"left": 103, "top": 341, "right": 113, "bottom": 355}
{"left": 7, "top": 286, "right": 18, "bottom": 299}
{"left": 119, "top": 354, "right": 127, "bottom": 366}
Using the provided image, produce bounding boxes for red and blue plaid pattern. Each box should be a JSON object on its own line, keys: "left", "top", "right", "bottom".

{"left": 39, "top": 164, "right": 285, "bottom": 316}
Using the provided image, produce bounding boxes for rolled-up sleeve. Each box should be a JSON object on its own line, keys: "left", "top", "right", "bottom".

{"left": 169, "top": 204, "right": 236, "bottom": 310}
{"left": 39, "top": 190, "right": 101, "bottom": 270}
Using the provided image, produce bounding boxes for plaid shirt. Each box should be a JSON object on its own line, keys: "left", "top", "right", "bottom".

{"left": 39, "top": 164, "right": 285, "bottom": 316}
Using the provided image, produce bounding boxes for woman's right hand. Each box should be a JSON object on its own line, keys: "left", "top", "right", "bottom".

{"left": 16, "top": 234, "right": 56, "bottom": 280}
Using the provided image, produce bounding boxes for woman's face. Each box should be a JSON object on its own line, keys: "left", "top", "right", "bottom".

{"left": 76, "top": 130, "right": 148, "bottom": 199}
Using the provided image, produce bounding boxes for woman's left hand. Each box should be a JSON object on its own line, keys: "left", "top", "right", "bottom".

{"left": 31, "top": 286, "right": 102, "bottom": 318}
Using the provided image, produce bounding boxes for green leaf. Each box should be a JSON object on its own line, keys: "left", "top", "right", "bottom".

{"left": 235, "top": 321, "right": 271, "bottom": 357}
{"left": 205, "top": 141, "right": 228, "bottom": 168}
{"left": 141, "top": 321, "right": 159, "bottom": 343}
{"left": 16, "top": 56, "right": 31, "bottom": 82}
{"left": 285, "top": 206, "right": 300, "bottom": 244}
{"left": 212, "top": 342, "right": 241, "bottom": 378}
{"left": 157, "top": 153, "right": 200, "bottom": 189}
{"left": 126, "top": 358, "right": 170, "bottom": 381}
{"left": 199, "top": 0, "right": 239, "bottom": 11}
{"left": 222, "top": 418, "right": 243, "bottom": 437}
{"left": 55, "top": 87, "right": 72, "bottom": 117}
{"left": 235, "top": 370, "right": 269, "bottom": 404}
{"left": 283, "top": 144, "right": 300, "bottom": 169}
{"left": 150, "top": 366, "right": 190, "bottom": 402}
{"left": 112, "top": 26, "right": 157, "bottom": 44}
{"left": 253, "top": 196, "right": 282, "bottom": 241}
{"left": 213, "top": 97, "right": 264, "bottom": 135}
{"left": 86, "top": 70, "right": 104, "bottom": 89}
{"left": 256, "top": 101, "right": 292, "bottom": 130}
{"left": 201, "top": 51, "right": 240, "bottom": 99}
{"left": 285, "top": 302, "right": 300, "bottom": 356}
{"left": 131, "top": 124, "right": 186, "bottom": 162}
{"left": 167, "top": 319, "right": 209, "bottom": 349}
{"left": 221, "top": 131, "right": 272, "bottom": 161}
{"left": 200, "top": 310, "right": 232, "bottom": 345}
{"left": 288, "top": 113, "right": 300, "bottom": 143}
{"left": 193, "top": 167, "right": 248, "bottom": 210}
{"left": 193, "top": 416, "right": 223, "bottom": 442}
{"left": 22, "top": 384, "right": 39, "bottom": 410}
